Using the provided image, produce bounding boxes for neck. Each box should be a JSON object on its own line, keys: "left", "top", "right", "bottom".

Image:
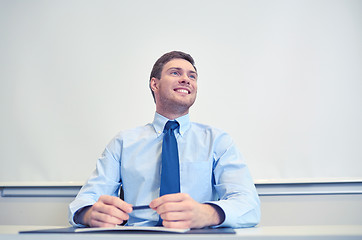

{"left": 156, "top": 107, "right": 189, "bottom": 120}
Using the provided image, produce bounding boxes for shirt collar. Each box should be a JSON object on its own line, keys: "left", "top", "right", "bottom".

{"left": 152, "top": 112, "right": 191, "bottom": 137}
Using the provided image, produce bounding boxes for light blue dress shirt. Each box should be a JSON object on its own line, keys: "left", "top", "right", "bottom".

{"left": 69, "top": 113, "right": 260, "bottom": 228}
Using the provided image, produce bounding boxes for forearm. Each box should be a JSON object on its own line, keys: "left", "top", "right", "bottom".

{"left": 212, "top": 136, "right": 261, "bottom": 228}
{"left": 68, "top": 148, "right": 122, "bottom": 226}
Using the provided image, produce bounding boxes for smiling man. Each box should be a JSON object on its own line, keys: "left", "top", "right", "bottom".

{"left": 150, "top": 56, "right": 198, "bottom": 120}
{"left": 69, "top": 51, "right": 260, "bottom": 229}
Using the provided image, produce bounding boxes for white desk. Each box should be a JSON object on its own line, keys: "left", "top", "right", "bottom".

{"left": 0, "top": 225, "right": 361, "bottom": 240}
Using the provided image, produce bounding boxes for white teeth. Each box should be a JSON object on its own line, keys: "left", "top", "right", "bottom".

{"left": 176, "top": 89, "right": 188, "bottom": 94}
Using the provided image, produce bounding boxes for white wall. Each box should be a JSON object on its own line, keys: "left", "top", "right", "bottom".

{"left": 1, "top": 0, "right": 362, "bottom": 184}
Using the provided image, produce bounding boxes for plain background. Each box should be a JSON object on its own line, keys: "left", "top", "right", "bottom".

{"left": 1, "top": 0, "right": 361, "bottom": 184}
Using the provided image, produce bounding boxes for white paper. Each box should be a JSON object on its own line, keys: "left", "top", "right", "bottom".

{"left": 75, "top": 226, "right": 189, "bottom": 233}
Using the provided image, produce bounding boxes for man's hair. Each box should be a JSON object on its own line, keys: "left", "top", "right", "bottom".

{"left": 149, "top": 51, "right": 197, "bottom": 102}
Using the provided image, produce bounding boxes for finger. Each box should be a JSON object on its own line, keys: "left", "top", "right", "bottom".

{"left": 93, "top": 202, "right": 130, "bottom": 222}
{"left": 98, "top": 195, "right": 133, "bottom": 213}
{"left": 150, "top": 193, "right": 189, "bottom": 209}
{"left": 89, "top": 217, "right": 117, "bottom": 228}
{"left": 162, "top": 219, "right": 192, "bottom": 229}
{"left": 156, "top": 201, "right": 191, "bottom": 216}
{"left": 160, "top": 211, "right": 192, "bottom": 222}
{"left": 89, "top": 210, "right": 124, "bottom": 226}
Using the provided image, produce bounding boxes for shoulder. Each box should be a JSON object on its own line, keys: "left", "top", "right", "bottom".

{"left": 190, "top": 122, "right": 244, "bottom": 163}
{"left": 114, "top": 123, "right": 154, "bottom": 140}
{"left": 101, "top": 124, "right": 154, "bottom": 159}
{"left": 190, "top": 122, "right": 229, "bottom": 135}
{"left": 189, "top": 122, "right": 233, "bottom": 145}
{"left": 118, "top": 123, "right": 153, "bottom": 135}
{"left": 107, "top": 123, "right": 154, "bottom": 147}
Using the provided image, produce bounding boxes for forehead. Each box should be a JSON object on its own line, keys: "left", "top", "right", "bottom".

{"left": 162, "top": 58, "right": 196, "bottom": 73}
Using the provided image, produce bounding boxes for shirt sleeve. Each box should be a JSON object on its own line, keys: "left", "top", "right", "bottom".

{"left": 68, "top": 135, "right": 123, "bottom": 226}
{"left": 205, "top": 132, "right": 261, "bottom": 228}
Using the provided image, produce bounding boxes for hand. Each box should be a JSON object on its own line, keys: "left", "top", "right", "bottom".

{"left": 83, "top": 195, "right": 133, "bottom": 227}
{"left": 149, "top": 193, "right": 223, "bottom": 229}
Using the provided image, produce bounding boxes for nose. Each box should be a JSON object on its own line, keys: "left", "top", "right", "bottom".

{"left": 179, "top": 73, "right": 190, "bottom": 85}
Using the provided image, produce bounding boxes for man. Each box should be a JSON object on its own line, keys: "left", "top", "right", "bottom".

{"left": 69, "top": 51, "right": 260, "bottom": 229}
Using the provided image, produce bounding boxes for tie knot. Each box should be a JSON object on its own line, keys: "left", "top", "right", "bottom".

{"left": 164, "top": 120, "right": 179, "bottom": 132}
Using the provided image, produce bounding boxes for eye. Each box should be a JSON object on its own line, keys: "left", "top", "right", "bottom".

{"left": 189, "top": 74, "right": 197, "bottom": 80}
{"left": 170, "top": 71, "right": 179, "bottom": 76}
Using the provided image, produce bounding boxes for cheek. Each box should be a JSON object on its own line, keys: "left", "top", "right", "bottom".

{"left": 159, "top": 84, "right": 174, "bottom": 96}
{"left": 160, "top": 79, "right": 173, "bottom": 89}
{"left": 192, "top": 83, "right": 198, "bottom": 92}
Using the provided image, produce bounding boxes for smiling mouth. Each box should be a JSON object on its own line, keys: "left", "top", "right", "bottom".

{"left": 174, "top": 88, "right": 190, "bottom": 94}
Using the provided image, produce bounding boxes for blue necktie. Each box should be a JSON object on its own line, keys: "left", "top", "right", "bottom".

{"left": 157, "top": 120, "right": 180, "bottom": 225}
{"left": 160, "top": 120, "right": 180, "bottom": 195}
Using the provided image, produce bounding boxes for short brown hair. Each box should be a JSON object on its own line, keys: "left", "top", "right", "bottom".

{"left": 149, "top": 51, "right": 197, "bottom": 102}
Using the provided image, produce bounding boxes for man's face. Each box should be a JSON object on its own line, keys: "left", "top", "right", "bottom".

{"left": 151, "top": 58, "right": 198, "bottom": 115}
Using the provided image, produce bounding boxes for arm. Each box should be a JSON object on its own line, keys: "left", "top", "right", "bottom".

{"left": 69, "top": 135, "right": 123, "bottom": 227}
{"left": 206, "top": 133, "right": 261, "bottom": 228}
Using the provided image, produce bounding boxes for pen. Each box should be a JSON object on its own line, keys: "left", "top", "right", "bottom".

{"left": 132, "top": 205, "right": 151, "bottom": 210}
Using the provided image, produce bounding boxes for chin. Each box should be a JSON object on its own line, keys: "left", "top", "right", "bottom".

{"left": 177, "top": 97, "right": 196, "bottom": 108}
{"left": 168, "top": 101, "right": 194, "bottom": 114}
{"left": 159, "top": 95, "right": 196, "bottom": 112}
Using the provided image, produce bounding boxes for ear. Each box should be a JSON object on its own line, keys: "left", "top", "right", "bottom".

{"left": 150, "top": 77, "right": 159, "bottom": 92}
